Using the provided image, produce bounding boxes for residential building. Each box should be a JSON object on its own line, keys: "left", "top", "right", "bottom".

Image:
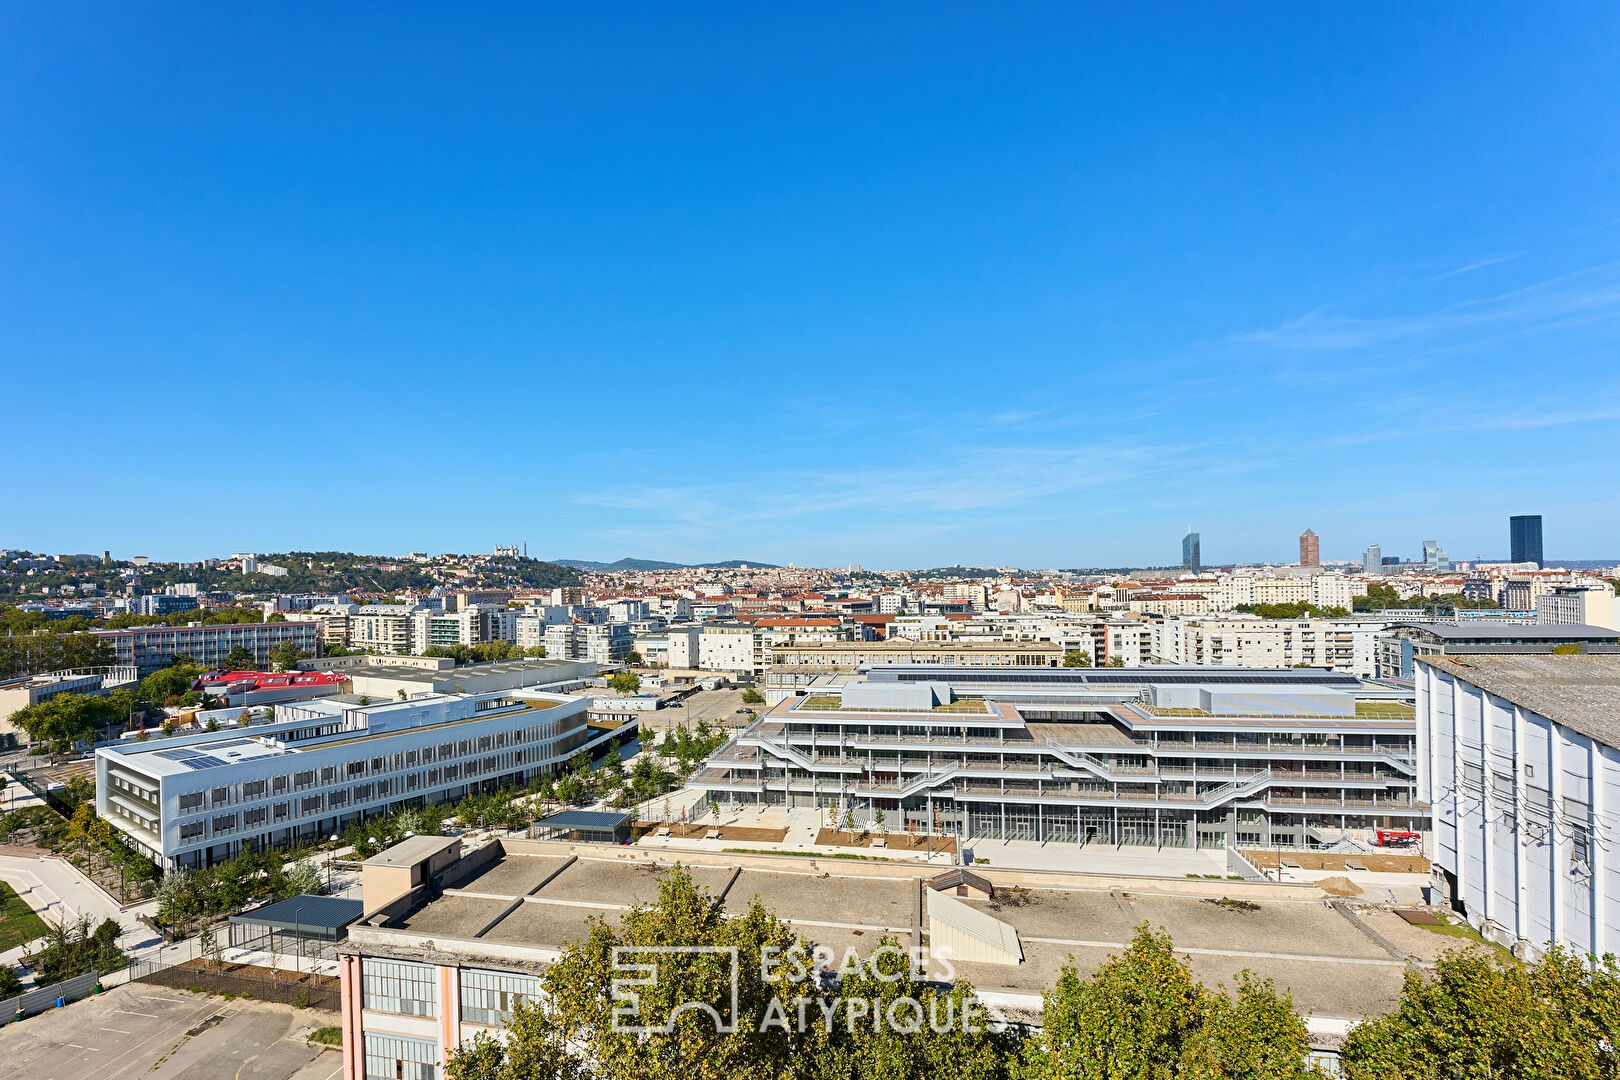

{"left": 1510, "top": 514, "right": 1544, "bottom": 568}
{"left": 350, "top": 605, "right": 425, "bottom": 655}
{"left": 1299, "top": 529, "right": 1319, "bottom": 568}
{"left": 1182, "top": 531, "right": 1201, "bottom": 574}
{"left": 544, "top": 622, "right": 631, "bottom": 666}
{"left": 410, "top": 605, "right": 517, "bottom": 651}
{"left": 1537, "top": 583, "right": 1615, "bottom": 630}
{"left": 130, "top": 594, "right": 200, "bottom": 617}
{"left": 699, "top": 623, "right": 757, "bottom": 674}
{"left": 665, "top": 626, "right": 701, "bottom": 669}
{"left": 1503, "top": 575, "right": 1556, "bottom": 614}
{"left": 93, "top": 621, "right": 321, "bottom": 677}
{"left": 1151, "top": 616, "right": 1387, "bottom": 678}
{"left": 1417, "top": 653, "right": 1618, "bottom": 959}
{"left": 96, "top": 680, "right": 615, "bottom": 869}
{"left": 693, "top": 666, "right": 1421, "bottom": 849}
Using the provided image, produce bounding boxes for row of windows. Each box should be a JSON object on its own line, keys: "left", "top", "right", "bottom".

{"left": 362, "top": 962, "right": 543, "bottom": 1028}
{"left": 363, "top": 959, "right": 438, "bottom": 1017}
{"left": 364, "top": 1033, "right": 438, "bottom": 1080}
{"left": 172, "top": 724, "right": 571, "bottom": 816}
{"left": 460, "top": 968, "right": 541, "bottom": 1026}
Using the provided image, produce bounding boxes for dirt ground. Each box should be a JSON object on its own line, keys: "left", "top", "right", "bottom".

{"left": 815, "top": 828, "right": 957, "bottom": 854}
{"left": 1240, "top": 849, "right": 1429, "bottom": 873}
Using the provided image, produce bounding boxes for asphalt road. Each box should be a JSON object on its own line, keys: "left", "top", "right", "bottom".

{"left": 0, "top": 981, "right": 338, "bottom": 1080}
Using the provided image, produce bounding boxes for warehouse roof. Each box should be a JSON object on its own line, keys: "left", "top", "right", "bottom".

{"left": 1396, "top": 622, "right": 1619, "bottom": 642}
{"left": 1419, "top": 653, "right": 1620, "bottom": 747}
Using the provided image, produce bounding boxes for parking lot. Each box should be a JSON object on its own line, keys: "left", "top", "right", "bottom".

{"left": 649, "top": 688, "right": 757, "bottom": 735}
{"left": 0, "top": 981, "right": 341, "bottom": 1080}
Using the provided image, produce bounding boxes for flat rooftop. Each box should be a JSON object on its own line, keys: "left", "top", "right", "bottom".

{"left": 1420, "top": 653, "right": 1620, "bottom": 747}
{"left": 354, "top": 845, "right": 1444, "bottom": 1020}
{"left": 1400, "top": 621, "right": 1620, "bottom": 642}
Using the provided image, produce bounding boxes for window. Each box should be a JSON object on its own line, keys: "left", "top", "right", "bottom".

{"left": 460, "top": 968, "right": 541, "bottom": 1026}
{"left": 180, "top": 822, "right": 205, "bottom": 842}
{"left": 242, "top": 780, "right": 266, "bottom": 800}
{"left": 211, "top": 786, "right": 231, "bottom": 806}
{"left": 362, "top": 959, "right": 438, "bottom": 1017}
{"left": 211, "top": 813, "right": 237, "bottom": 834}
{"left": 363, "top": 1033, "right": 438, "bottom": 1080}
{"left": 178, "top": 792, "right": 205, "bottom": 812}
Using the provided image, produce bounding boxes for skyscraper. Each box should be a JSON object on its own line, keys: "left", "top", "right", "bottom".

{"left": 1422, "top": 540, "right": 1451, "bottom": 572}
{"left": 1182, "top": 531, "right": 1201, "bottom": 573}
{"left": 1510, "top": 515, "right": 1543, "bottom": 568}
{"left": 1362, "top": 543, "right": 1381, "bottom": 574}
{"left": 1298, "top": 529, "right": 1319, "bottom": 568}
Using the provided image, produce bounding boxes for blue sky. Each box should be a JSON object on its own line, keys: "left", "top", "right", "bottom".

{"left": 4, "top": 5, "right": 1619, "bottom": 568}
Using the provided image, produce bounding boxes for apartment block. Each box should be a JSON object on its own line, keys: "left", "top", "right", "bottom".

{"left": 93, "top": 621, "right": 321, "bottom": 676}
{"left": 1150, "top": 617, "right": 1386, "bottom": 678}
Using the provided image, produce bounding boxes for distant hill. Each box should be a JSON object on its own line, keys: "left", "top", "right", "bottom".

{"left": 554, "top": 557, "right": 780, "bottom": 572}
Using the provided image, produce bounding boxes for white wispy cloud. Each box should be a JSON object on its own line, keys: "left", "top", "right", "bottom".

{"left": 1233, "top": 262, "right": 1620, "bottom": 352}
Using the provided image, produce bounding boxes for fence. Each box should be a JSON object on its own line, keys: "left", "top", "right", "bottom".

{"left": 1224, "top": 844, "right": 1269, "bottom": 882}
{"left": 129, "top": 957, "right": 341, "bottom": 1011}
{"left": 0, "top": 966, "right": 119, "bottom": 1025}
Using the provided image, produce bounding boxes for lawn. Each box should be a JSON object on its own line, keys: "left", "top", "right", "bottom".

{"left": 0, "top": 880, "right": 49, "bottom": 952}
{"left": 1416, "top": 911, "right": 1516, "bottom": 958}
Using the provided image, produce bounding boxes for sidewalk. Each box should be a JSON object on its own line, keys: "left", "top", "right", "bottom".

{"left": 0, "top": 852, "right": 164, "bottom": 972}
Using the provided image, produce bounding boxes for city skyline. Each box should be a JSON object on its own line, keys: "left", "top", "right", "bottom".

{"left": 4, "top": 7, "right": 1620, "bottom": 566}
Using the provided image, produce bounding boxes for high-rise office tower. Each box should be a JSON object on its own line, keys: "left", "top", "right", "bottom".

{"left": 1510, "top": 515, "right": 1543, "bottom": 568}
{"left": 1422, "top": 540, "right": 1451, "bottom": 572}
{"left": 1299, "top": 529, "right": 1320, "bottom": 568}
{"left": 1362, "top": 544, "right": 1381, "bottom": 574}
{"left": 1182, "top": 531, "right": 1201, "bottom": 573}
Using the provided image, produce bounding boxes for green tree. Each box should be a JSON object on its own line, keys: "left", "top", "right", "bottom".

{"left": 624, "top": 650, "right": 643, "bottom": 667}
{"left": 0, "top": 963, "right": 22, "bottom": 998}
{"left": 1354, "top": 583, "right": 1402, "bottom": 612}
{"left": 224, "top": 645, "right": 256, "bottom": 670}
{"left": 797, "top": 934, "right": 1015, "bottom": 1080}
{"left": 741, "top": 687, "right": 765, "bottom": 704}
{"left": 1340, "top": 946, "right": 1620, "bottom": 1080}
{"left": 608, "top": 672, "right": 642, "bottom": 696}
{"left": 268, "top": 642, "right": 309, "bottom": 672}
{"left": 1062, "top": 649, "right": 1091, "bottom": 668}
{"left": 1019, "top": 925, "right": 1318, "bottom": 1080}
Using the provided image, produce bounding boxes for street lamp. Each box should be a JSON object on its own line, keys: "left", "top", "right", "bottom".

{"left": 326, "top": 834, "right": 337, "bottom": 892}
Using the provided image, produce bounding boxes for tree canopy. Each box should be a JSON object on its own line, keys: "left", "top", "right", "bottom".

{"left": 1019, "top": 924, "right": 1319, "bottom": 1080}
{"left": 1340, "top": 946, "right": 1620, "bottom": 1080}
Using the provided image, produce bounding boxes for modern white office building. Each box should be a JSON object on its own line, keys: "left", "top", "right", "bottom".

{"left": 1418, "top": 653, "right": 1619, "bottom": 959}
{"left": 96, "top": 671, "right": 622, "bottom": 869}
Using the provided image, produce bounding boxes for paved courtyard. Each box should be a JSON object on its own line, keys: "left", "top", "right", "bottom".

{"left": 0, "top": 981, "right": 341, "bottom": 1080}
